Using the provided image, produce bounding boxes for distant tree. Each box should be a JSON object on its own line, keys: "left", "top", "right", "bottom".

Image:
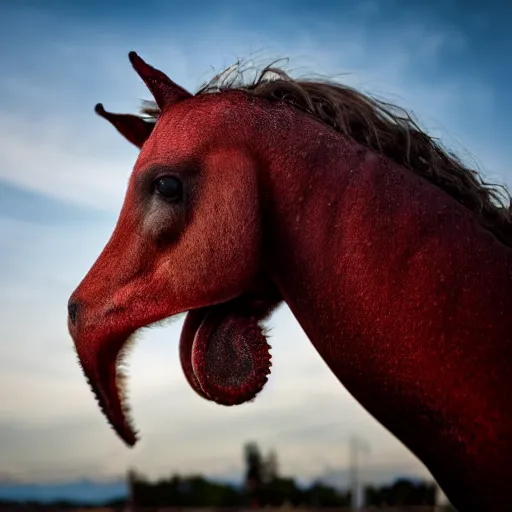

{"left": 306, "top": 482, "right": 351, "bottom": 507}
{"left": 242, "top": 445, "right": 350, "bottom": 508}
{"left": 264, "top": 476, "right": 303, "bottom": 506}
{"left": 131, "top": 473, "right": 242, "bottom": 507}
{"left": 263, "top": 449, "right": 279, "bottom": 483}
{"left": 244, "top": 442, "right": 265, "bottom": 507}
{"left": 125, "top": 443, "right": 354, "bottom": 510}
{"left": 364, "top": 478, "right": 436, "bottom": 506}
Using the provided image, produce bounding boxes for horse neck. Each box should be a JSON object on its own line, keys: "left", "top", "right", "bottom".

{"left": 260, "top": 121, "right": 512, "bottom": 509}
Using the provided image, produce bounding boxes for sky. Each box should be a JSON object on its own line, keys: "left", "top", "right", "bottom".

{"left": 0, "top": 0, "right": 511, "bottom": 498}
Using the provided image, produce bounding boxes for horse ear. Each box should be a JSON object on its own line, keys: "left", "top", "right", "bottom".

{"left": 94, "top": 103, "right": 155, "bottom": 149}
{"left": 128, "top": 51, "right": 192, "bottom": 111}
{"left": 94, "top": 52, "right": 192, "bottom": 147}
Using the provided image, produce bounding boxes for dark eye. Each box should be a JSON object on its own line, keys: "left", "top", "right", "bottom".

{"left": 154, "top": 176, "right": 183, "bottom": 202}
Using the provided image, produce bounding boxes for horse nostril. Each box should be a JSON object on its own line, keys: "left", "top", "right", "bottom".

{"left": 68, "top": 300, "right": 80, "bottom": 326}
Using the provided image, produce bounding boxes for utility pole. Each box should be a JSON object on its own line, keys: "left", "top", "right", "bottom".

{"left": 125, "top": 469, "right": 136, "bottom": 512}
{"left": 349, "top": 436, "right": 370, "bottom": 510}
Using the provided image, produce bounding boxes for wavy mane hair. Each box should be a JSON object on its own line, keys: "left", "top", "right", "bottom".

{"left": 141, "top": 62, "right": 512, "bottom": 247}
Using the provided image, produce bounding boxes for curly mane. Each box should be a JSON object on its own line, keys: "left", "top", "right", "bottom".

{"left": 141, "top": 63, "right": 512, "bottom": 247}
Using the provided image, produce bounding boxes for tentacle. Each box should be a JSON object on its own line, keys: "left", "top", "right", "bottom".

{"left": 179, "top": 281, "right": 282, "bottom": 405}
{"left": 191, "top": 307, "right": 272, "bottom": 405}
{"left": 179, "top": 307, "right": 213, "bottom": 401}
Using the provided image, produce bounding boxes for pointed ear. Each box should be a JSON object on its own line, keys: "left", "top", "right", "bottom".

{"left": 128, "top": 51, "right": 192, "bottom": 111}
{"left": 94, "top": 52, "right": 193, "bottom": 147}
{"left": 94, "top": 103, "right": 155, "bottom": 149}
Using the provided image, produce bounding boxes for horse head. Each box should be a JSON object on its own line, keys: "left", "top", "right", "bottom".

{"left": 68, "top": 52, "right": 281, "bottom": 446}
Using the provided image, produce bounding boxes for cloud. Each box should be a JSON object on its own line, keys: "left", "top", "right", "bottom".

{"left": 0, "top": 112, "right": 135, "bottom": 212}
{"left": 1, "top": 2, "right": 509, "bottom": 211}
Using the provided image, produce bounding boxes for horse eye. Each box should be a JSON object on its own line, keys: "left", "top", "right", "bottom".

{"left": 154, "top": 176, "right": 183, "bottom": 202}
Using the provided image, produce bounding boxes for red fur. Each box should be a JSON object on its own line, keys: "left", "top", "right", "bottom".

{"left": 69, "top": 53, "right": 512, "bottom": 512}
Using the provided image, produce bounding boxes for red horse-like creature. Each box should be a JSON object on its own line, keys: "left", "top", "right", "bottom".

{"left": 68, "top": 52, "right": 512, "bottom": 512}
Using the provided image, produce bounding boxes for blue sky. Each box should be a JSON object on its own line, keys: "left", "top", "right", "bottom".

{"left": 0, "top": 0, "right": 510, "bottom": 497}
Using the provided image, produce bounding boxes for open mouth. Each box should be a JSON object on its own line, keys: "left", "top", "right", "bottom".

{"left": 86, "top": 295, "right": 273, "bottom": 447}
